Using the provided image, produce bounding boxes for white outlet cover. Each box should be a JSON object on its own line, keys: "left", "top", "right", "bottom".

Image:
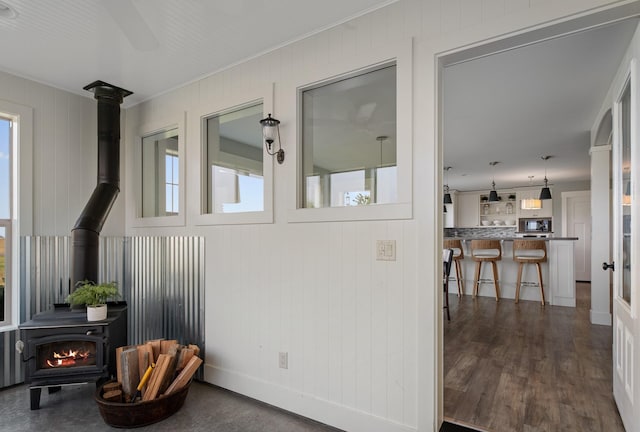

{"left": 376, "top": 240, "right": 396, "bottom": 261}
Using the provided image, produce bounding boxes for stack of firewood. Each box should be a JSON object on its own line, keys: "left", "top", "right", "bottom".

{"left": 100, "top": 339, "right": 202, "bottom": 403}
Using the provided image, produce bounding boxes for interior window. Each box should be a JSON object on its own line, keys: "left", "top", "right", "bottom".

{"left": 301, "top": 64, "right": 397, "bottom": 208}
{"left": 204, "top": 103, "right": 264, "bottom": 214}
{"left": 141, "top": 127, "right": 179, "bottom": 217}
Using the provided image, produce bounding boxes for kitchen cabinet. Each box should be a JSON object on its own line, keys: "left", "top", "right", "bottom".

{"left": 456, "top": 192, "right": 479, "bottom": 227}
{"left": 516, "top": 191, "right": 553, "bottom": 218}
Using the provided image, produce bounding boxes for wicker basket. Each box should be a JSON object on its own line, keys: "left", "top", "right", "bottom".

{"left": 94, "top": 380, "right": 191, "bottom": 428}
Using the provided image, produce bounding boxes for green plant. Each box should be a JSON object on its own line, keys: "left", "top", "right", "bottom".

{"left": 67, "top": 280, "right": 120, "bottom": 307}
{"left": 354, "top": 193, "right": 370, "bottom": 205}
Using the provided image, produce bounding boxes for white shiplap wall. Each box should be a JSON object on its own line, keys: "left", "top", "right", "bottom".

{"left": 0, "top": 69, "right": 125, "bottom": 237}
{"left": 121, "top": 1, "right": 629, "bottom": 431}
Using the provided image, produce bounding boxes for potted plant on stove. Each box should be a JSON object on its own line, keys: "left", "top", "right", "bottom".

{"left": 67, "top": 280, "right": 120, "bottom": 321}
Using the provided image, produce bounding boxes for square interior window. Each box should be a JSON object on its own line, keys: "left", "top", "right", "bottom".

{"left": 301, "top": 64, "right": 397, "bottom": 208}
{"left": 204, "top": 103, "right": 264, "bottom": 214}
{"left": 141, "top": 127, "right": 179, "bottom": 217}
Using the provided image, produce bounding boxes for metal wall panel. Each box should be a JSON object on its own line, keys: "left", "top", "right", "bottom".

{"left": 125, "top": 237, "right": 205, "bottom": 363}
{"left": 1, "top": 235, "right": 204, "bottom": 389}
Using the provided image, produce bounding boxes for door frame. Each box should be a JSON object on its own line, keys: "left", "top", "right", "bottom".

{"left": 433, "top": 3, "right": 640, "bottom": 430}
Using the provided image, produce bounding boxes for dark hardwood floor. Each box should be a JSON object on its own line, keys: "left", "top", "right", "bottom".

{"left": 444, "top": 282, "right": 625, "bottom": 432}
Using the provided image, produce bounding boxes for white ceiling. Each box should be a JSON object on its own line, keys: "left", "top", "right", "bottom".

{"left": 0, "top": 0, "right": 396, "bottom": 107}
{"left": 444, "top": 19, "right": 638, "bottom": 192}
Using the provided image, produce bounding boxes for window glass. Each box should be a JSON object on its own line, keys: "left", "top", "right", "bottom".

{"left": 0, "top": 118, "right": 9, "bottom": 220}
{"left": 0, "top": 224, "right": 5, "bottom": 322}
{"left": 204, "top": 103, "right": 264, "bottom": 214}
{"left": 0, "top": 117, "right": 10, "bottom": 323}
{"left": 301, "top": 65, "right": 397, "bottom": 208}
{"left": 620, "top": 81, "right": 631, "bottom": 305}
{"left": 141, "top": 127, "right": 179, "bottom": 217}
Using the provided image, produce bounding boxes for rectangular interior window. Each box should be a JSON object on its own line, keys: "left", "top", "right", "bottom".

{"left": 301, "top": 64, "right": 397, "bottom": 208}
{"left": 204, "top": 103, "right": 264, "bottom": 214}
{"left": 141, "top": 127, "right": 179, "bottom": 217}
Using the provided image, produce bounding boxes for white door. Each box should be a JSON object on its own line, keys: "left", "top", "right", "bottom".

{"left": 563, "top": 191, "right": 591, "bottom": 281}
{"left": 609, "top": 54, "right": 640, "bottom": 432}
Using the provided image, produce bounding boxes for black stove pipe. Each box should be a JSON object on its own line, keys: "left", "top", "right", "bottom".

{"left": 70, "top": 81, "right": 132, "bottom": 291}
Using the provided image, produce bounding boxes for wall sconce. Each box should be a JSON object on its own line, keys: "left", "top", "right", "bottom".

{"left": 539, "top": 155, "right": 552, "bottom": 200}
{"left": 259, "top": 113, "right": 284, "bottom": 164}
{"left": 488, "top": 161, "right": 499, "bottom": 202}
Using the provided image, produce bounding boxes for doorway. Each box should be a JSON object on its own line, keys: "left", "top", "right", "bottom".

{"left": 438, "top": 8, "right": 639, "bottom": 432}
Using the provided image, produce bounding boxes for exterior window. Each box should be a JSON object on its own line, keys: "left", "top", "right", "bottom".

{"left": 204, "top": 103, "right": 264, "bottom": 214}
{"left": 0, "top": 116, "right": 11, "bottom": 324}
{"left": 301, "top": 64, "right": 397, "bottom": 208}
{"left": 141, "top": 127, "right": 179, "bottom": 217}
{"left": 165, "top": 153, "right": 179, "bottom": 215}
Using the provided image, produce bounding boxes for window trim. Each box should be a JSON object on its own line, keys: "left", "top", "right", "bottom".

{"left": 289, "top": 38, "right": 413, "bottom": 223}
{"left": 0, "top": 100, "right": 33, "bottom": 332}
{"left": 193, "top": 85, "right": 274, "bottom": 226}
{"left": 132, "top": 112, "right": 186, "bottom": 228}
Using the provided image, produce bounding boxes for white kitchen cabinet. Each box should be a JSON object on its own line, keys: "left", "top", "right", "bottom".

{"left": 456, "top": 192, "right": 479, "bottom": 227}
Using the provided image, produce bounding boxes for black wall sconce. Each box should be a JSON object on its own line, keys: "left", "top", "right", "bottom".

{"left": 259, "top": 113, "right": 284, "bottom": 164}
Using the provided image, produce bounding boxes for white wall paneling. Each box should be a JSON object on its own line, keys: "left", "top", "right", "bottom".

{"left": 121, "top": 1, "right": 640, "bottom": 432}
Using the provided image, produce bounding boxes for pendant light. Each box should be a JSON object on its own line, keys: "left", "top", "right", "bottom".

{"left": 488, "top": 161, "right": 499, "bottom": 202}
{"left": 539, "top": 155, "right": 552, "bottom": 200}
{"left": 521, "top": 175, "right": 542, "bottom": 210}
{"left": 443, "top": 166, "right": 453, "bottom": 204}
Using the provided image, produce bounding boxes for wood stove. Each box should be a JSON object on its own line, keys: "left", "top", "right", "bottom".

{"left": 19, "top": 303, "right": 127, "bottom": 409}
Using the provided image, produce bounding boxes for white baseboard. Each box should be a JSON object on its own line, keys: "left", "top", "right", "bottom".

{"left": 203, "top": 364, "right": 416, "bottom": 432}
{"left": 590, "top": 310, "right": 612, "bottom": 326}
{"left": 552, "top": 297, "right": 576, "bottom": 307}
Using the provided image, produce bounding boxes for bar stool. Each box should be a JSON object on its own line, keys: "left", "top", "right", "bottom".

{"left": 444, "top": 239, "right": 464, "bottom": 296}
{"left": 513, "top": 239, "right": 547, "bottom": 305}
{"left": 470, "top": 239, "right": 502, "bottom": 301}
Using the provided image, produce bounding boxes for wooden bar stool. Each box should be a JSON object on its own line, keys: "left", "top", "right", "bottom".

{"left": 444, "top": 239, "right": 464, "bottom": 296}
{"left": 470, "top": 239, "right": 502, "bottom": 301}
{"left": 513, "top": 239, "right": 547, "bottom": 305}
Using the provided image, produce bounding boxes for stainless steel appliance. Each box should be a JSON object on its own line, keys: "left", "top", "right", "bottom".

{"left": 518, "top": 217, "right": 552, "bottom": 233}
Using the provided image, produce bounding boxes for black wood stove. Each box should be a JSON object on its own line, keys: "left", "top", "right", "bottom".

{"left": 19, "top": 303, "right": 127, "bottom": 409}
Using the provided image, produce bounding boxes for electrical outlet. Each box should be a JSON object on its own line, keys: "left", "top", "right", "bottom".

{"left": 279, "top": 352, "right": 288, "bottom": 369}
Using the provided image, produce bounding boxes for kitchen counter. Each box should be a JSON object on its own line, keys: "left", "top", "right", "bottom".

{"left": 447, "top": 237, "right": 577, "bottom": 307}
{"left": 445, "top": 236, "right": 578, "bottom": 241}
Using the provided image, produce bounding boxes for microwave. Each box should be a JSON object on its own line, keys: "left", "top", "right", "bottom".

{"left": 519, "top": 218, "right": 552, "bottom": 233}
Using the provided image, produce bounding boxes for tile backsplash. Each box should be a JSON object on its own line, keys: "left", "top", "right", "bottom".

{"left": 444, "top": 227, "right": 517, "bottom": 239}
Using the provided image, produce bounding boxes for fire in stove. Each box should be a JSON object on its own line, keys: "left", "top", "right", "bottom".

{"left": 46, "top": 348, "right": 93, "bottom": 368}
{"left": 38, "top": 341, "right": 97, "bottom": 370}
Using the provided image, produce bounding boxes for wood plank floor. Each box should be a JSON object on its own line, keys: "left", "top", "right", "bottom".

{"left": 444, "top": 282, "right": 625, "bottom": 432}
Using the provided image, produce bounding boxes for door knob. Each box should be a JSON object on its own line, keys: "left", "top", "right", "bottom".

{"left": 602, "top": 262, "right": 615, "bottom": 271}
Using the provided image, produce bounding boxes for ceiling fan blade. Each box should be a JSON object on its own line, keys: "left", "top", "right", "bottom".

{"left": 102, "top": 0, "right": 159, "bottom": 51}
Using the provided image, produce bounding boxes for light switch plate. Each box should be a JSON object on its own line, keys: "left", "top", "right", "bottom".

{"left": 376, "top": 240, "right": 396, "bottom": 261}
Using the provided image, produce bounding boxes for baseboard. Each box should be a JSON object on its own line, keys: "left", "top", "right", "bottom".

{"left": 204, "top": 364, "right": 416, "bottom": 432}
{"left": 590, "top": 310, "right": 612, "bottom": 326}
{"left": 552, "top": 297, "right": 576, "bottom": 307}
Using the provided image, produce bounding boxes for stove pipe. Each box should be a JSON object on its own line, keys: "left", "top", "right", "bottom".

{"left": 71, "top": 81, "right": 132, "bottom": 291}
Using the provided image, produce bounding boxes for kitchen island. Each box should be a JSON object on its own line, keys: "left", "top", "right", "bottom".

{"left": 446, "top": 237, "right": 578, "bottom": 307}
